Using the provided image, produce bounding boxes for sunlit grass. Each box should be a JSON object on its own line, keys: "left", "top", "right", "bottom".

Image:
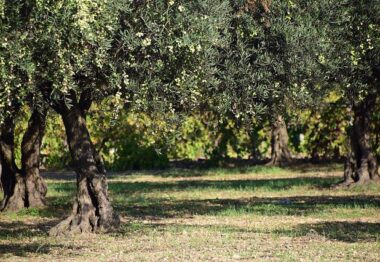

{"left": 0, "top": 163, "right": 379, "bottom": 261}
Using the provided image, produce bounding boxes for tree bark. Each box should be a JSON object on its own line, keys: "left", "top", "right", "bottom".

{"left": 21, "top": 107, "right": 48, "bottom": 207}
{"left": 341, "top": 149, "right": 356, "bottom": 186}
{"left": 0, "top": 117, "right": 26, "bottom": 211}
{"left": 339, "top": 97, "right": 379, "bottom": 187}
{"left": 267, "top": 115, "right": 292, "bottom": 166}
{"left": 0, "top": 160, "right": 2, "bottom": 192}
{"left": 49, "top": 104, "right": 119, "bottom": 236}
{"left": 0, "top": 109, "right": 48, "bottom": 211}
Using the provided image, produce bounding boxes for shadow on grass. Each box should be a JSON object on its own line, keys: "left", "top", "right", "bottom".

{"left": 291, "top": 221, "right": 380, "bottom": 243}
{"left": 42, "top": 167, "right": 277, "bottom": 180}
{"left": 0, "top": 220, "right": 59, "bottom": 240}
{"left": 118, "top": 220, "right": 380, "bottom": 243}
{"left": 4, "top": 194, "right": 378, "bottom": 234}
{"left": 0, "top": 222, "right": 44, "bottom": 240}
{"left": 115, "top": 195, "right": 380, "bottom": 219}
{"left": 285, "top": 162, "right": 342, "bottom": 174}
{"left": 155, "top": 165, "right": 284, "bottom": 178}
{"left": 167, "top": 158, "right": 343, "bottom": 174}
{"left": 42, "top": 176, "right": 378, "bottom": 219}
{"left": 42, "top": 161, "right": 342, "bottom": 180}
{"left": 0, "top": 220, "right": 78, "bottom": 258}
{"left": 108, "top": 176, "right": 339, "bottom": 193}
{"left": 44, "top": 176, "right": 340, "bottom": 195}
{"left": 0, "top": 243, "right": 74, "bottom": 258}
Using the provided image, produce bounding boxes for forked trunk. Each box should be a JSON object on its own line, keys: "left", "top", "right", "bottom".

{"left": 0, "top": 109, "right": 48, "bottom": 211}
{"left": 338, "top": 97, "right": 379, "bottom": 187}
{"left": 0, "top": 117, "right": 26, "bottom": 211}
{"left": 21, "top": 108, "right": 48, "bottom": 207}
{"left": 49, "top": 105, "right": 119, "bottom": 236}
{"left": 268, "top": 115, "right": 292, "bottom": 166}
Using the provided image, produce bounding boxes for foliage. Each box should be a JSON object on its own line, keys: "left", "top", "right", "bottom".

{"left": 88, "top": 104, "right": 170, "bottom": 170}
{"left": 30, "top": 0, "right": 124, "bottom": 102}
{"left": 0, "top": 1, "right": 35, "bottom": 123}
{"left": 2, "top": 0, "right": 380, "bottom": 171}
{"left": 301, "top": 100, "right": 350, "bottom": 160}
{"left": 167, "top": 116, "right": 212, "bottom": 160}
{"left": 206, "top": 118, "right": 254, "bottom": 161}
{"left": 38, "top": 109, "right": 272, "bottom": 169}
{"left": 116, "top": 0, "right": 231, "bottom": 116}
{"left": 284, "top": 92, "right": 351, "bottom": 159}
{"left": 40, "top": 113, "right": 70, "bottom": 169}
{"left": 319, "top": 0, "right": 380, "bottom": 105}
{"left": 213, "top": 0, "right": 327, "bottom": 124}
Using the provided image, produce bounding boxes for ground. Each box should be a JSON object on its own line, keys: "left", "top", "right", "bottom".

{"left": 0, "top": 163, "right": 379, "bottom": 261}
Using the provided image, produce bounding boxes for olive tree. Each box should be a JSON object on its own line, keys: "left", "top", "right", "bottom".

{"left": 116, "top": 0, "right": 231, "bottom": 115}
{"left": 214, "top": 0, "right": 326, "bottom": 165}
{"left": 27, "top": 0, "right": 230, "bottom": 235}
{"left": 25, "top": 0, "right": 128, "bottom": 235}
{"left": 321, "top": 0, "right": 380, "bottom": 186}
{"left": 0, "top": 1, "right": 47, "bottom": 211}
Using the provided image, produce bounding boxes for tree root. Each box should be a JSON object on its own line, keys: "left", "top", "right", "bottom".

{"left": 332, "top": 176, "right": 380, "bottom": 189}
{"left": 49, "top": 213, "right": 120, "bottom": 236}
{"left": 49, "top": 198, "right": 120, "bottom": 236}
{"left": 0, "top": 175, "right": 26, "bottom": 212}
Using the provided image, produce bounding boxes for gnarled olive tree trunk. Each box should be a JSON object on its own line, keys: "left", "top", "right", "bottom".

{"left": 0, "top": 109, "right": 47, "bottom": 211}
{"left": 0, "top": 117, "right": 26, "bottom": 211}
{"left": 267, "top": 115, "right": 292, "bottom": 166}
{"left": 21, "top": 108, "right": 48, "bottom": 207}
{"left": 340, "top": 97, "right": 379, "bottom": 187}
{"left": 49, "top": 104, "right": 119, "bottom": 236}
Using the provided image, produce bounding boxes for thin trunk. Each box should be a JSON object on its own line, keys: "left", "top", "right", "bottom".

{"left": 341, "top": 147, "right": 356, "bottom": 186}
{"left": 0, "top": 109, "right": 48, "bottom": 211}
{"left": 49, "top": 105, "right": 119, "bottom": 236}
{"left": 21, "top": 108, "right": 48, "bottom": 207}
{"left": 250, "top": 126, "right": 262, "bottom": 160}
{"left": 211, "top": 123, "right": 229, "bottom": 161}
{"left": 268, "top": 115, "right": 292, "bottom": 166}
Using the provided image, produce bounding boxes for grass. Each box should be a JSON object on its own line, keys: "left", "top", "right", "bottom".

{"left": 1, "top": 163, "right": 380, "bottom": 261}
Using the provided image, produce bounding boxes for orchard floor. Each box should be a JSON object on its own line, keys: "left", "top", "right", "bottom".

{"left": 1, "top": 163, "right": 380, "bottom": 261}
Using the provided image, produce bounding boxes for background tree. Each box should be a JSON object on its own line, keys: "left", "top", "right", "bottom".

{"left": 302, "top": 96, "right": 350, "bottom": 161}
{"left": 214, "top": 0, "right": 327, "bottom": 165}
{"left": 320, "top": 0, "right": 380, "bottom": 186}
{"left": 115, "top": 0, "right": 232, "bottom": 166}
{"left": 244, "top": 0, "right": 293, "bottom": 166}
{"left": 0, "top": 1, "right": 47, "bottom": 211}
